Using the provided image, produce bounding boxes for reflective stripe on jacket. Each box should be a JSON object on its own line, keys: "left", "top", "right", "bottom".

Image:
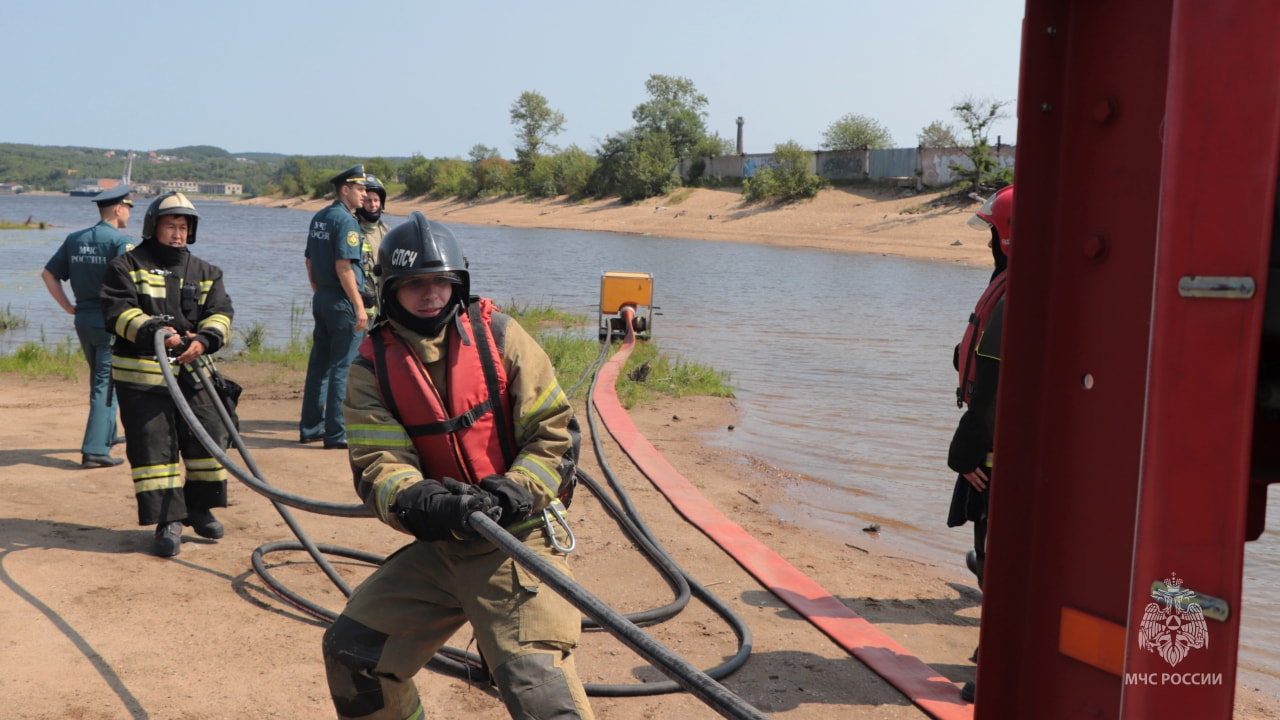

{"left": 100, "top": 239, "right": 233, "bottom": 385}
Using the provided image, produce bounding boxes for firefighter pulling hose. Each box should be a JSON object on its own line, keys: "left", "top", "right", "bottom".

{"left": 149, "top": 218, "right": 769, "bottom": 720}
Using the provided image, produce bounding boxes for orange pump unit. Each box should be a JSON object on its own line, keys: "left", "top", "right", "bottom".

{"left": 599, "top": 271, "right": 655, "bottom": 340}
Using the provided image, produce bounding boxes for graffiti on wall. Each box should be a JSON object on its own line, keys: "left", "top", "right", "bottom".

{"left": 820, "top": 155, "right": 861, "bottom": 179}
{"left": 741, "top": 156, "right": 777, "bottom": 178}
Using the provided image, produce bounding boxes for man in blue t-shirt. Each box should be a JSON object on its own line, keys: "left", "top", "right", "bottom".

{"left": 300, "top": 165, "right": 369, "bottom": 448}
{"left": 41, "top": 184, "right": 135, "bottom": 468}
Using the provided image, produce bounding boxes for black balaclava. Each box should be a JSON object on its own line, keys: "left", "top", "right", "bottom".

{"left": 989, "top": 227, "right": 1007, "bottom": 280}
{"left": 143, "top": 236, "right": 189, "bottom": 267}
{"left": 356, "top": 206, "right": 382, "bottom": 224}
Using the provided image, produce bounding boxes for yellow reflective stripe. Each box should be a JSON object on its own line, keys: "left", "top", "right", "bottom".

{"left": 511, "top": 455, "right": 561, "bottom": 495}
{"left": 197, "top": 279, "right": 214, "bottom": 305}
{"left": 127, "top": 269, "right": 169, "bottom": 301}
{"left": 986, "top": 452, "right": 994, "bottom": 469}
{"left": 198, "top": 313, "right": 231, "bottom": 342}
{"left": 348, "top": 423, "right": 413, "bottom": 448}
{"left": 128, "top": 268, "right": 168, "bottom": 284}
{"left": 185, "top": 457, "right": 222, "bottom": 471}
{"left": 133, "top": 463, "right": 182, "bottom": 493}
{"left": 111, "top": 356, "right": 167, "bottom": 386}
{"left": 115, "top": 307, "right": 151, "bottom": 341}
{"left": 186, "top": 467, "right": 228, "bottom": 483}
{"left": 376, "top": 470, "right": 421, "bottom": 523}
{"left": 514, "top": 381, "right": 568, "bottom": 445}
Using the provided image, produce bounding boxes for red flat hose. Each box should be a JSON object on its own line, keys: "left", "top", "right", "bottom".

{"left": 592, "top": 310, "right": 973, "bottom": 719}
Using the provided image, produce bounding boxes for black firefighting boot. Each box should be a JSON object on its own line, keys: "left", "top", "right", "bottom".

{"left": 154, "top": 521, "right": 183, "bottom": 557}
{"left": 187, "top": 511, "right": 224, "bottom": 540}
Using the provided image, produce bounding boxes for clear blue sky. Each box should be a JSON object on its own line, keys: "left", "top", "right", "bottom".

{"left": 8, "top": 0, "right": 1025, "bottom": 159}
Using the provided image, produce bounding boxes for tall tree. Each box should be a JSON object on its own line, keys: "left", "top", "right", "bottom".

{"left": 363, "top": 157, "right": 395, "bottom": 182}
{"left": 509, "top": 91, "right": 565, "bottom": 176}
{"left": 950, "top": 95, "right": 1012, "bottom": 192}
{"left": 631, "top": 74, "right": 709, "bottom": 160}
{"left": 820, "top": 113, "right": 894, "bottom": 150}
{"left": 468, "top": 144, "right": 500, "bottom": 164}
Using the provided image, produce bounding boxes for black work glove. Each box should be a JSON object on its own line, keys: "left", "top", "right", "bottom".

{"left": 392, "top": 477, "right": 499, "bottom": 542}
{"left": 479, "top": 474, "right": 535, "bottom": 527}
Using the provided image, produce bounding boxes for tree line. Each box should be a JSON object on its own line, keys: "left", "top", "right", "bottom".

{"left": 1, "top": 76, "right": 1010, "bottom": 203}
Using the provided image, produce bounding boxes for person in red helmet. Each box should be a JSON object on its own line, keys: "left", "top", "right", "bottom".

{"left": 946, "top": 183, "right": 1013, "bottom": 703}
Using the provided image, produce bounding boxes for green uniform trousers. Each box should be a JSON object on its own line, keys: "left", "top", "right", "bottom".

{"left": 323, "top": 526, "right": 593, "bottom": 720}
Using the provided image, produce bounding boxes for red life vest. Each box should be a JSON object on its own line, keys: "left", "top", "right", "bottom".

{"left": 357, "top": 298, "right": 515, "bottom": 485}
{"left": 956, "top": 271, "right": 1008, "bottom": 408}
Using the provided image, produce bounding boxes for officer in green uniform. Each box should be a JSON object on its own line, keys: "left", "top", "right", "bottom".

{"left": 41, "top": 184, "right": 135, "bottom": 468}
{"left": 355, "top": 174, "right": 390, "bottom": 321}
{"left": 300, "top": 165, "right": 368, "bottom": 448}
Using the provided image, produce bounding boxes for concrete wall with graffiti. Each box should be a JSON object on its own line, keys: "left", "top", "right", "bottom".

{"left": 682, "top": 145, "right": 1015, "bottom": 187}
{"left": 919, "top": 146, "right": 1016, "bottom": 186}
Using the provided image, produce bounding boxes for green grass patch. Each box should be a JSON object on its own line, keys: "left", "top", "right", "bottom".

{"left": 613, "top": 339, "right": 733, "bottom": 408}
{"left": 499, "top": 299, "right": 587, "bottom": 331}
{"left": 0, "top": 338, "right": 81, "bottom": 379}
{"left": 512, "top": 303, "right": 733, "bottom": 407}
{"left": 0, "top": 303, "right": 733, "bottom": 411}
{"left": 231, "top": 301, "right": 313, "bottom": 369}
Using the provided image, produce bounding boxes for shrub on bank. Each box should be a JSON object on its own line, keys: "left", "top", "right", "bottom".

{"left": 742, "top": 141, "right": 824, "bottom": 203}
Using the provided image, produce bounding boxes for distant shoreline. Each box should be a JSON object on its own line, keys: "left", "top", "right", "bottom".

{"left": 237, "top": 186, "right": 995, "bottom": 268}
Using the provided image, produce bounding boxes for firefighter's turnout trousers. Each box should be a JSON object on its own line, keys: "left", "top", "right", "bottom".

{"left": 323, "top": 526, "right": 593, "bottom": 720}
{"left": 115, "top": 377, "right": 230, "bottom": 526}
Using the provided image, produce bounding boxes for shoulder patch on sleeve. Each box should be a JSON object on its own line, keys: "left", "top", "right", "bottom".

{"left": 347, "top": 231, "right": 360, "bottom": 247}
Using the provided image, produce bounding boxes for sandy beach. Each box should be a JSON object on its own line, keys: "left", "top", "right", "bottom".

{"left": 238, "top": 184, "right": 997, "bottom": 269}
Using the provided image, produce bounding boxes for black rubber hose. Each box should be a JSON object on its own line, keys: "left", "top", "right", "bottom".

{"left": 152, "top": 333, "right": 369, "bottom": 518}
{"left": 470, "top": 511, "right": 768, "bottom": 720}
{"left": 578, "top": 340, "right": 756, "bottom": 696}
{"left": 154, "top": 330, "right": 761, "bottom": 714}
{"left": 156, "top": 334, "right": 362, "bottom": 597}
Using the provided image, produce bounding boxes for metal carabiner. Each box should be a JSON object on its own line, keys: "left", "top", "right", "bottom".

{"left": 541, "top": 504, "right": 576, "bottom": 554}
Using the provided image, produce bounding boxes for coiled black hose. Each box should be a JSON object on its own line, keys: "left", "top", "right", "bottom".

{"left": 152, "top": 330, "right": 765, "bottom": 718}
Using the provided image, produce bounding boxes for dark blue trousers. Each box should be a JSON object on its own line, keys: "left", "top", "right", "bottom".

{"left": 75, "top": 316, "right": 120, "bottom": 456}
{"left": 300, "top": 287, "right": 363, "bottom": 444}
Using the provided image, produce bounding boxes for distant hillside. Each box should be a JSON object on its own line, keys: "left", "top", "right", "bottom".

{"left": 0, "top": 143, "right": 410, "bottom": 196}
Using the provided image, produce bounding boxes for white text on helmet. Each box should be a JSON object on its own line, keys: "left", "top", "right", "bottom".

{"left": 392, "top": 249, "right": 419, "bottom": 267}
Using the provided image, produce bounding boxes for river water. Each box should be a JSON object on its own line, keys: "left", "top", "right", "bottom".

{"left": 3, "top": 193, "right": 1279, "bottom": 691}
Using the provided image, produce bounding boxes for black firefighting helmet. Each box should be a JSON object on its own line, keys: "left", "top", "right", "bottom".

{"left": 363, "top": 174, "right": 387, "bottom": 205}
{"left": 141, "top": 192, "right": 200, "bottom": 243}
{"left": 376, "top": 212, "right": 469, "bottom": 319}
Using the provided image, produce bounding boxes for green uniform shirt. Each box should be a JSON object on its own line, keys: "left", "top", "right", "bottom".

{"left": 44, "top": 221, "right": 134, "bottom": 325}
{"left": 304, "top": 200, "right": 365, "bottom": 293}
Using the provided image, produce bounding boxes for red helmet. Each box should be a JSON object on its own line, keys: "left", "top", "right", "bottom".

{"left": 967, "top": 185, "right": 1015, "bottom": 254}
